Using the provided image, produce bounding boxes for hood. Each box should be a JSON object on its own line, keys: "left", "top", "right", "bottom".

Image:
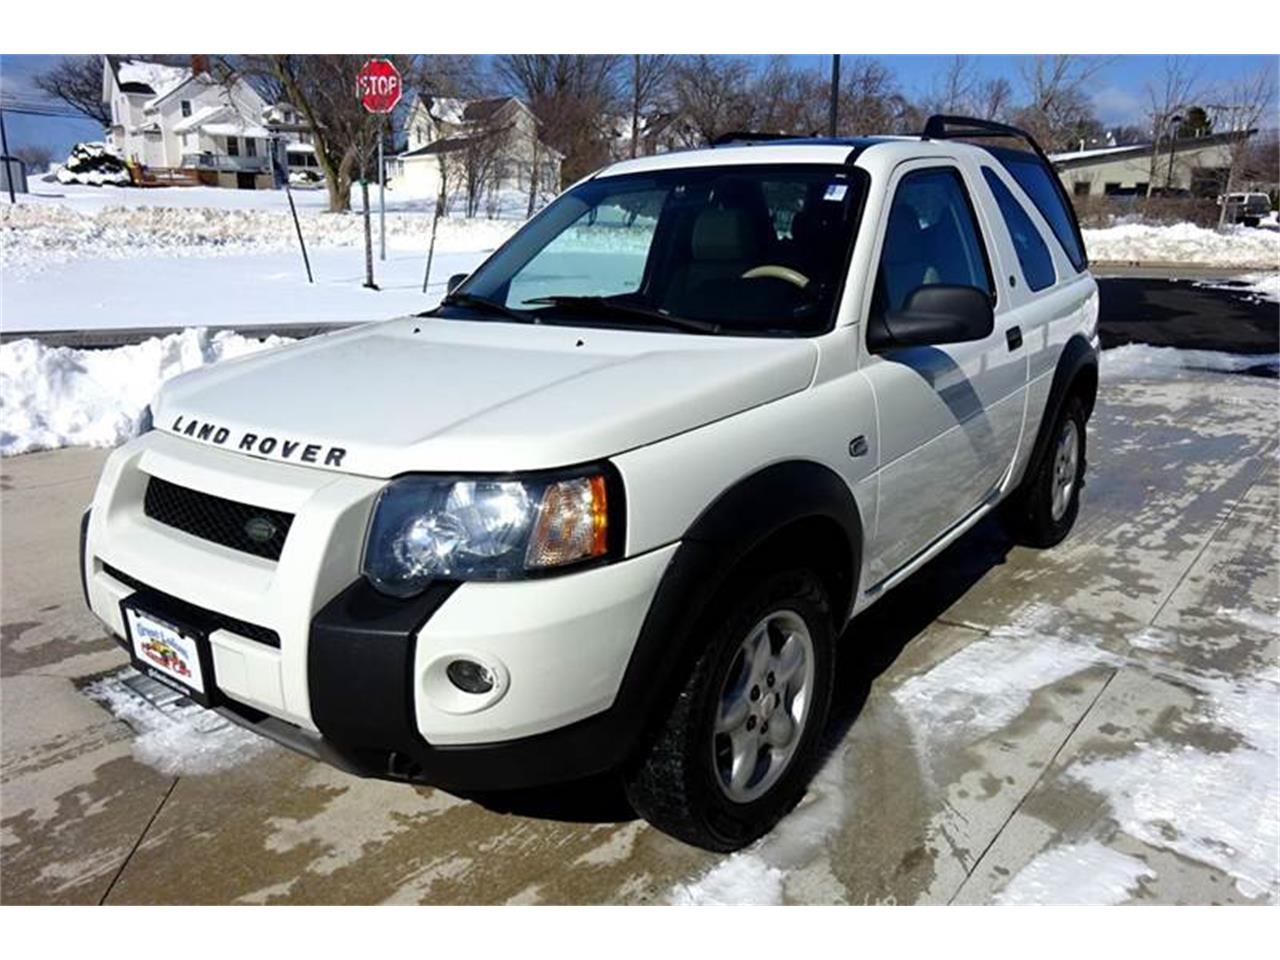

{"left": 156, "top": 317, "right": 818, "bottom": 478}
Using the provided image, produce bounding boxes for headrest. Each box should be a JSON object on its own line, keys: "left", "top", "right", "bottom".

{"left": 691, "top": 206, "right": 763, "bottom": 262}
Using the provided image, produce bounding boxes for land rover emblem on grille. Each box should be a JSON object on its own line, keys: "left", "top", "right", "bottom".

{"left": 244, "top": 516, "right": 278, "bottom": 544}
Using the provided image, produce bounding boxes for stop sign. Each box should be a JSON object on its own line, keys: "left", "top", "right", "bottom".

{"left": 357, "top": 58, "right": 402, "bottom": 114}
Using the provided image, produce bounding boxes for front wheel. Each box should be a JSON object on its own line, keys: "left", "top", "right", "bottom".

{"left": 1007, "top": 395, "right": 1087, "bottom": 547}
{"left": 624, "top": 568, "right": 835, "bottom": 852}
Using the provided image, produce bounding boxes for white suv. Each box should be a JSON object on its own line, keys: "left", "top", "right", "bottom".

{"left": 81, "top": 116, "right": 1099, "bottom": 851}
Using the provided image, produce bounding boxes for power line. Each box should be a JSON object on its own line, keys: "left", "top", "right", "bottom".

{"left": 0, "top": 99, "right": 99, "bottom": 121}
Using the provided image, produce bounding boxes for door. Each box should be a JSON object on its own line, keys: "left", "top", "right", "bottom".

{"left": 860, "top": 161, "right": 1028, "bottom": 585}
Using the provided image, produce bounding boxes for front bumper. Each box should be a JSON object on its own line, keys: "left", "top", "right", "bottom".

{"left": 83, "top": 431, "right": 676, "bottom": 789}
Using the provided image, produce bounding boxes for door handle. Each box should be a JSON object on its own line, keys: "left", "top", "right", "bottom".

{"left": 1006, "top": 326, "right": 1023, "bottom": 351}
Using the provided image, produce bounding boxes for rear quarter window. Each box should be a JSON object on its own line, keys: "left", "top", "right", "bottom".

{"left": 982, "top": 168, "right": 1056, "bottom": 292}
{"left": 991, "top": 149, "right": 1088, "bottom": 272}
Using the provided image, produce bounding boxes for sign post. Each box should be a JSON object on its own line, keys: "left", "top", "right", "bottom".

{"left": 357, "top": 59, "right": 401, "bottom": 268}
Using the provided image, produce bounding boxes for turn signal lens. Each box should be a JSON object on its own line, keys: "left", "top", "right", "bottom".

{"left": 525, "top": 475, "right": 609, "bottom": 568}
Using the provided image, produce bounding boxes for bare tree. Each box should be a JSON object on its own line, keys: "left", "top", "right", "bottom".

{"left": 242, "top": 55, "right": 404, "bottom": 213}
{"left": 1014, "top": 55, "right": 1111, "bottom": 151}
{"left": 32, "top": 56, "right": 112, "bottom": 125}
{"left": 628, "top": 55, "right": 672, "bottom": 158}
{"left": 495, "top": 54, "right": 622, "bottom": 184}
{"left": 670, "top": 55, "right": 754, "bottom": 143}
{"left": 13, "top": 144, "right": 53, "bottom": 172}
{"left": 924, "top": 56, "right": 978, "bottom": 115}
{"left": 837, "top": 58, "right": 903, "bottom": 135}
{"left": 1207, "top": 67, "right": 1277, "bottom": 227}
{"left": 975, "top": 76, "right": 1013, "bottom": 121}
{"left": 1143, "top": 56, "right": 1199, "bottom": 196}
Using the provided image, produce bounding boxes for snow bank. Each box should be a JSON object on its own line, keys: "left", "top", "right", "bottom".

{"left": 0, "top": 328, "right": 291, "bottom": 456}
{"left": 1082, "top": 221, "right": 1280, "bottom": 268}
{"left": 1101, "top": 344, "right": 1280, "bottom": 380}
{"left": 2, "top": 201, "right": 521, "bottom": 277}
{"left": 85, "top": 668, "right": 273, "bottom": 776}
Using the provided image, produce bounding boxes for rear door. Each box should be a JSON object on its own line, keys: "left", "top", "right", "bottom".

{"left": 859, "top": 159, "right": 1028, "bottom": 585}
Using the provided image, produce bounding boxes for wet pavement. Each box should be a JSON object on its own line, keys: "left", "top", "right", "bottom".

{"left": 2, "top": 368, "right": 1276, "bottom": 905}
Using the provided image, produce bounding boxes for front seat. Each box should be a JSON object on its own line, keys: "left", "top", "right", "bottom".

{"left": 662, "top": 204, "right": 765, "bottom": 318}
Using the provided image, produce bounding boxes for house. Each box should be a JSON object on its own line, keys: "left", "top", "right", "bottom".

{"left": 608, "top": 111, "right": 700, "bottom": 159}
{"left": 1050, "top": 128, "right": 1256, "bottom": 199}
{"left": 392, "top": 94, "right": 562, "bottom": 210}
{"left": 101, "top": 57, "right": 308, "bottom": 189}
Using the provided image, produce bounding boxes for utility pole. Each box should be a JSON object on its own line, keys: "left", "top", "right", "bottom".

{"left": 828, "top": 55, "right": 840, "bottom": 137}
{"left": 1165, "top": 114, "right": 1182, "bottom": 193}
{"left": 0, "top": 108, "right": 15, "bottom": 204}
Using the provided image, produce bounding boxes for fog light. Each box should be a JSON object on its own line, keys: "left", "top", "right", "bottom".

{"left": 446, "top": 658, "right": 495, "bottom": 695}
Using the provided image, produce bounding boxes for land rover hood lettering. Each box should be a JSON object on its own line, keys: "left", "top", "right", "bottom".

{"left": 169, "top": 416, "right": 347, "bottom": 468}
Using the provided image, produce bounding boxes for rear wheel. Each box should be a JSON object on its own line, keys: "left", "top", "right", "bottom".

{"left": 624, "top": 567, "right": 835, "bottom": 851}
{"left": 1007, "top": 394, "right": 1086, "bottom": 548}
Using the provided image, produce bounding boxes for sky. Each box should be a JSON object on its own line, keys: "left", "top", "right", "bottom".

{"left": 1, "top": 53, "right": 1275, "bottom": 161}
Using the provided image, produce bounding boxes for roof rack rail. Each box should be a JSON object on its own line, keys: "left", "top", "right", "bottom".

{"left": 921, "top": 114, "right": 1057, "bottom": 167}
{"left": 710, "top": 131, "right": 805, "bottom": 147}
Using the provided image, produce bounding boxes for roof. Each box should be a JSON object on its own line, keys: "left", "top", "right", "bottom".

{"left": 399, "top": 136, "right": 471, "bottom": 158}
{"left": 203, "top": 120, "right": 270, "bottom": 138}
{"left": 1050, "top": 129, "right": 1256, "bottom": 169}
{"left": 172, "top": 104, "right": 227, "bottom": 134}
{"left": 110, "top": 58, "right": 190, "bottom": 102}
{"left": 597, "top": 140, "right": 891, "bottom": 177}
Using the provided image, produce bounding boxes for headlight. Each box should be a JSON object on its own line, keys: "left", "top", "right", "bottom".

{"left": 362, "top": 467, "right": 618, "bottom": 597}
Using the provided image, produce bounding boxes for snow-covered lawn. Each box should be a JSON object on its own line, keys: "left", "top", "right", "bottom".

{"left": 1081, "top": 221, "right": 1279, "bottom": 268}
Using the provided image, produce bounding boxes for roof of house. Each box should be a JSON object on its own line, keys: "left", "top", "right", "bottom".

{"left": 106, "top": 57, "right": 190, "bottom": 101}
{"left": 399, "top": 136, "right": 471, "bottom": 158}
{"left": 172, "top": 104, "right": 227, "bottom": 134}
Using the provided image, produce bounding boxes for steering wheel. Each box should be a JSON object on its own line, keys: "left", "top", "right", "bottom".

{"left": 741, "top": 265, "right": 810, "bottom": 289}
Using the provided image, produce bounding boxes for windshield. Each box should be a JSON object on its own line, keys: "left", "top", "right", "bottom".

{"left": 447, "top": 164, "right": 866, "bottom": 336}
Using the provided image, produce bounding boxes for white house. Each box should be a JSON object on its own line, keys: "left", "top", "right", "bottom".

{"left": 392, "top": 94, "right": 562, "bottom": 212}
{"left": 607, "top": 110, "right": 700, "bottom": 160}
{"left": 101, "top": 56, "right": 305, "bottom": 189}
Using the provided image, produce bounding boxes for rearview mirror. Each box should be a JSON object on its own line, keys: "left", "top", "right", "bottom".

{"left": 446, "top": 273, "right": 468, "bottom": 295}
{"left": 867, "top": 285, "right": 994, "bottom": 352}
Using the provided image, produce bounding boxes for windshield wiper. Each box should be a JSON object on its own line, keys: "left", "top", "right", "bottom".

{"left": 523, "top": 296, "right": 720, "bottom": 335}
{"left": 436, "top": 292, "right": 538, "bottom": 324}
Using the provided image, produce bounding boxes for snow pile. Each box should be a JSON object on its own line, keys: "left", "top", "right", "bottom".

{"left": 1101, "top": 344, "right": 1280, "bottom": 380}
{"left": 996, "top": 841, "right": 1155, "bottom": 905}
{"left": 671, "top": 744, "right": 853, "bottom": 905}
{"left": 85, "top": 668, "right": 273, "bottom": 776}
{"left": 1081, "top": 221, "right": 1280, "bottom": 268}
{"left": 1066, "top": 677, "right": 1279, "bottom": 900}
{"left": 55, "top": 142, "right": 131, "bottom": 188}
{"left": 1193, "top": 272, "right": 1280, "bottom": 304}
{"left": 2, "top": 201, "right": 521, "bottom": 276}
{"left": 0, "top": 328, "right": 291, "bottom": 456}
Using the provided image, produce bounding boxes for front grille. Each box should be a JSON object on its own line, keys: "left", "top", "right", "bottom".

{"left": 144, "top": 476, "right": 293, "bottom": 561}
{"left": 103, "top": 564, "right": 281, "bottom": 648}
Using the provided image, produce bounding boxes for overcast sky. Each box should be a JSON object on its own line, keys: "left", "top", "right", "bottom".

{"left": 1, "top": 53, "right": 1275, "bottom": 160}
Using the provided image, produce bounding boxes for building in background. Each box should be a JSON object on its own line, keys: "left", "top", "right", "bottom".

{"left": 1050, "top": 129, "right": 1257, "bottom": 199}
{"left": 101, "top": 57, "right": 310, "bottom": 189}
{"left": 392, "top": 94, "right": 561, "bottom": 210}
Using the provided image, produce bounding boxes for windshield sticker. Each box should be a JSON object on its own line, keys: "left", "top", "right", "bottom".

{"left": 824, "top": 183, "right": 848, "bottom": 202}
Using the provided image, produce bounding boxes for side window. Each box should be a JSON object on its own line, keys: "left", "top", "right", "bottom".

{"left": 982, "top": 167, "right": 1056, "bottom": 292}
{"left": 998, "top": 153, "right": 1087, "bottom": 272}
{"left": 875, "top": 167, "right": 993, "bottom": 316}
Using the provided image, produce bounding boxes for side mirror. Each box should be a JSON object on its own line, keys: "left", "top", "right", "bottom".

{"left": 867, "top": 285, "right": 994, "bottom": 352}
{"left": 446, "top": 273, "right": 468, "bottom": 295}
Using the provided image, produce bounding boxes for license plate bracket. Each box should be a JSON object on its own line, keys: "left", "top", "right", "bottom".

{"left": 120, "top": 595, "right": 215, "bottom": 707}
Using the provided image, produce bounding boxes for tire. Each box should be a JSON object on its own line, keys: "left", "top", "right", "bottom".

{"left": 1242, "top": 217, "right": 1260, "bottom": 228}
{"left": 1007, "top": 394, "right": 1087, "bottom": 548}
{"left": 624, "top": 567, "right": 835, "bottom": 852}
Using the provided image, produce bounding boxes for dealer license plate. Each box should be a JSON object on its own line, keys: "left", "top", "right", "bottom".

{"left": 124, "top": 605, "right": 209, "bottom": 704}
